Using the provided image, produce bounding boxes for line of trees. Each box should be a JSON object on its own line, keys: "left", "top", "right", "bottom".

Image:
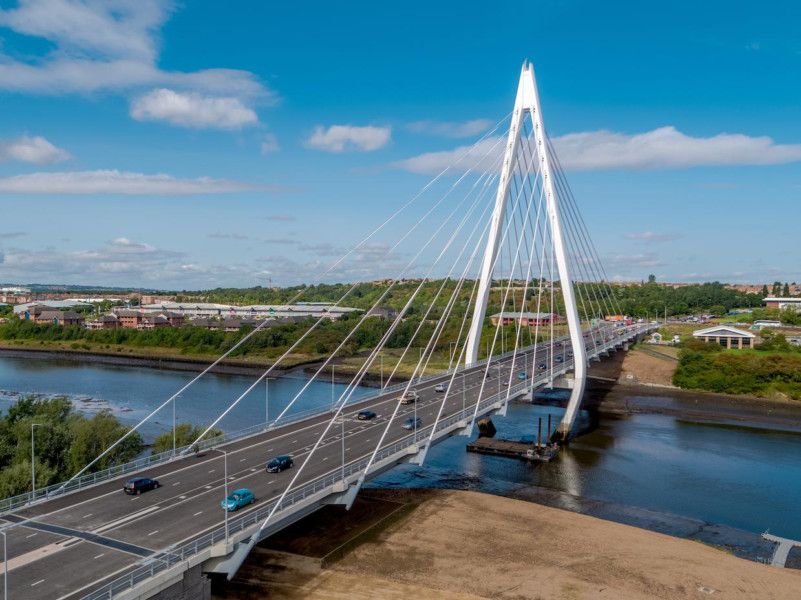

{"left": 0, "top": 396, "right": 143, "bottom": 497}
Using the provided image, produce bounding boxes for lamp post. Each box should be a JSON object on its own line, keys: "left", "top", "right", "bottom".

{"left": 0, "top": 529, "right": 6, "bottom": 600}
{"left": 338, "top": 416, "right": 345, "bottom": 482}
{"left": 31, "top": 423, "right": 47, "bottom": 498}
{"left": 264, "top": 377, "right": 274, "bottom": 429}
{"left": 212, "top": 448, "right": 229, "bottom": 546}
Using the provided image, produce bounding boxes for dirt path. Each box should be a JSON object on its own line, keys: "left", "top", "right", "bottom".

{"left": 219, "top": 490, "right": 801, "bottom": 600}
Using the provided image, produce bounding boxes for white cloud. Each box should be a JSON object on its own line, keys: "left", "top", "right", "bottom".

{"left": 260, "top": 133, "right": 279, "bottom": 154}
{"left": 394, "top": 126, "right": 801, "bottom": 174}
{"left": 0, "top": 1, "right": 269, "bottom": 100}
{"left": 306, "top": 125, "right": 391, "bottom": 153}
{"left": 624, "top": 231, "right": 682, "bottom": 243}
{"left": 0, "top": 170, "right": 254, "bottom": 195}
{"left": 407, "top": 119, "right": 492, "bottom": 138}
{"left": 130, "top": 88, "right": 258, "bottom": 129}
{"left": 553, "top": 127, "right": 801, "bottom": 170}
{"left": 392, "top": 137, "right": 500, "bottom": 174}
{"left": 0, "top": 135, "right": 70, "bottom": 164}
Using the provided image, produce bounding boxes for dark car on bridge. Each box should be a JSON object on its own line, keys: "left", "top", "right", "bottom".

{"left": 123, "top": 477, "right": 160, "bottom": 495}
{"left": 538, "top": 363, "right": 546, "bottom": 370}
{"left": 402, "top": 416, "right": 422, "bottom": 430}
{"left": 266, "top": 455, "right": 294, "bottom": 473}
{"left": 517, "top": 371, "right": 527, "bottom": 380}
{"left": 357, "top": 409, "right": 377, "bottom": 420}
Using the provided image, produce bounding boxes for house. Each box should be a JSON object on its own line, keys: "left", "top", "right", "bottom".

{"left": 648, "top": 332, "right": 663, "bottom": 344}
{"left": 222, "top": 317, "right": 259, "bottom": 332}
{"left": 86, "top": 314, "right": 120, "bottom": 330}
{"left": 763, "top": 297, "right": 801, "bottom": 312}
{"left": 115, "top": 309, "right": 147, "bottom": 329}
{"left": 692, "top": 325, "right": 756, "bottom": 349}
{"left": 34, "top": 310, "right": 85, "bottom": 327}
{"left": 490, "top": 312, "right": 556, "bottom": 327}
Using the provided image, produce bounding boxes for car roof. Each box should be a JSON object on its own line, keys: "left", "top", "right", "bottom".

{"left": 127, "top": 477, "right": 147, "bottom": 483}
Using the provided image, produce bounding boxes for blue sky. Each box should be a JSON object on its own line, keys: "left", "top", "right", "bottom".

{"left": 0, "top": 0, "right": 799, "bottom": 289}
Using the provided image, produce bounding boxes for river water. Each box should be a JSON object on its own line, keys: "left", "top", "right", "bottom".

{"left": 1, "top": 354, "right": 799, "bottom": 557}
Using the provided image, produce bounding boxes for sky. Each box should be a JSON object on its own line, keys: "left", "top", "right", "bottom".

{"left": 0, "top": 0, "right": 799, "bottom": 290}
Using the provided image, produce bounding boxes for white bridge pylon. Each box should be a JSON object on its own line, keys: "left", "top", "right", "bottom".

{"left": 464, "top": 61, "right": 588, "bottom": 439}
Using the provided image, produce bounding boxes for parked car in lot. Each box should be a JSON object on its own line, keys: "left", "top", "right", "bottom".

{"left": 399, "top": 390, "right": 419, "bottom": 405}
{"left": 357, "top": 409, "right": 377, "bottom": 420}
{"left": 517, "top": 371, "right": 527, "bottom": 380}
{"left": 402, "top": 416, "right": 422, "bottom": 430}
{"left": 123, "top": 477, "right": 160, "bottom": 495}
{"left": 266, "top": 455, "right": 294, "bottom": 473}
{"left": 221, "top": 488, "right": 255, "bottom": 512}
{"left": 434, "top": 383, "right": 446, "bottom": 392}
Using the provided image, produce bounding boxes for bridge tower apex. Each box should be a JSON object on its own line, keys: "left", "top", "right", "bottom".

{"left": 463, "top": 61, "right": 588, "bottom": 440}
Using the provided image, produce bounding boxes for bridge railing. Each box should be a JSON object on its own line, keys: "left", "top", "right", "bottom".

{"left": 81, "top": 378, "right": 537, "bottom": 600}
{"left": 1, "top": 324, "right": 650, "bottom": 515}
{"left": 79, "top": 327, "right": 655, "bottom": 599}
{"left": 1, "top": 324, "right": 651, "bottom": 515}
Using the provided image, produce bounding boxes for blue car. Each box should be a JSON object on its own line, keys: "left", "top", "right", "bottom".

{"left": 517, "top": 371, "right": 527, "bottom": 380}
{"left": 221, "top": 488, "right": 255, "bottom": 512}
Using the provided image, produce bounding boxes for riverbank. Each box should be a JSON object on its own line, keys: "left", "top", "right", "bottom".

{"left": 218, "top": 489, "right": 801, "bottom": 599}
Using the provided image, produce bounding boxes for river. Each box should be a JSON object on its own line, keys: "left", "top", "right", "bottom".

{"left": 1, "top": 354, "right": 799, "bottom": 558}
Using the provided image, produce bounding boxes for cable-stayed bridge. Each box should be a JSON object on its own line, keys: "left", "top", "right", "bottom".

{"left": 0, "top": 63, "right": 655, "bottom": 599}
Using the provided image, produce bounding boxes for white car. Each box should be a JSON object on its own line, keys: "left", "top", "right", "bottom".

{"left": 399, "top": 390, "right": 419, "bottom": 405}
{"left": 434, "top": 383, "right": 446, "bottom": 393}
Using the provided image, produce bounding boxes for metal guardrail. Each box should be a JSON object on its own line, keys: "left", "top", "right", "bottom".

{"left": 1, "top": 324, "right": 649, "bottom": 515}
{"left": 81, "top": 325, "right": 651, "bottom": 599}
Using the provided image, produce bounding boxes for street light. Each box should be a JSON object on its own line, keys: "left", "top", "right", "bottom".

{"left": 337, "top": 416, "right": 345, "bottom": 482}
{"left": 211, "top": 448, "right": 229, "bottom": 547}
{"left": 0, "top": 529, "right": 7, "bottom": 600}
{"left": 264, "top": 377, "right": 275, "bottom": 429}
{"left": 31, "top": 423, "right": 47, "bottom": 498}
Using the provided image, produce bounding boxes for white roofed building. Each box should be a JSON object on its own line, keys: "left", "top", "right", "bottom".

{"left": 692, "top": 325, "right": 756, "bottom": 349}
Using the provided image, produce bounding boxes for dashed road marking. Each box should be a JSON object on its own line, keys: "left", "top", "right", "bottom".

{"left": 147, "top": 530, "right": 159, "bottom": 536}
{"left": 82, "top": 513, "right": 93, "bottom": 518}
{"left": 93, "top": 553, "right": 105, "bottom": 560}
{"left": 25, "top": 532, "right": 37, "bottom": 539}
{"left": 172, "top": 482, "right": 180, "bottom": 486}
{"left": 208, "top": 469, "right": 215, "bottom": 473}
{"left": 193, "top": 511, "right": 203, "bottom": 517}
{"left": 31, "top": 579, "right": 45, "bottom": 587}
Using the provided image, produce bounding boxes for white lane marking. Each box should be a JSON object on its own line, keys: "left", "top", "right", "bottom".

{"left": 31, "top": 579, "right": 45, "bottom": 587}
{"left": 130, "top": 496, "right": 140, "bottom": 501}
{"left": 25, "top": 532, "right": 37, "bottom": 539}
{"left": 322, "top": 457, "right": 328, "bottom": 461}
{"left": 172, "top": 482, "right": 180, "bottom": 486}
{"left": 208, "top": 469, "right": 215, "bottom": 473}
{"left": 147, "top": 530, "right": 159, "bottom": 536}
{"left": 193, "top": 511, "right": 203, "bottom": 517}
{"left": 93, "top": 553, "right": 105, "bottom": 559}
{"left": 291, "top": 439, "right": 298, "bottom": 443}
{"left": 205, "top": 485, "right": 212, "bottom": 490}
{"left": 240, "top": 458, "right": 247, "bottom": 462}
{"left": 250, "top": 468, "right": 257, "bottom": 472}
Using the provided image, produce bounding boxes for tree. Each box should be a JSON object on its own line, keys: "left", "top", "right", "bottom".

{"left": 761, "top": 284, "right": 769, "bottom": 297}
{"left": 772, "top": 281, "right": 782, "bottom": 296}
{"left": 708, "top": 304, "right": 727, "bottom": 317}
{"left": 783, "top": 283, "right": 791, "bottom": 296}
{"left": 68, "top": 411, "right": 143, "bottom": 473}
{"left": 151, "top": 423, "right": 222, "bottom": 455}
{"left": 647, "top": 274, "right": 656, "bottom": 284}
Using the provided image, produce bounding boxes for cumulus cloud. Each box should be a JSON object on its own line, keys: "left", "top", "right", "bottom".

{"left": 407, "top": 119, "right": 492, "bottom": 138}
{"left": 130, "top": 89, "right": 258, "bottom": 129}
{"left": 306, "top": 125, "right": 391, "bottom": 153}
{"left": 0, "top": 170, "right": 255, "bottom": 195}
{"left": 394, "top": 126, "right": 801, "bottom": 174}
{"left": 0, "top": 1, "right": 269, "bottom": 100}
{"left": 624, "top": 231, "right": 682, "bottom": 243}
{"left": 0, "top": 135, "right": 70, "bottom": 164}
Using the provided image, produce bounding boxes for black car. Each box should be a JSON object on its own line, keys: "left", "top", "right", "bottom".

{"left": 123, "top": 477, "right": 160, "bottom": 495}
{"left": 266, "top": 455, "right": 294, "bottom": 473}
{"left": 357, "top": 410, "right": 377, "bottom": 420}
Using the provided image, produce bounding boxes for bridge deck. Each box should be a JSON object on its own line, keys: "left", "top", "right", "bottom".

{"left": 0, "top": 324, "right": 650, "bottom": 599}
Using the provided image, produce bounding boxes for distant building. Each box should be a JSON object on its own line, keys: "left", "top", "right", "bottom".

{"left": 367, "top": 306, "right": 398, "bottom": 320}
{"left": 86, "top": 314, "right": 120, "bottom": 330}
{"left": 117, "top": 302, "right": 359, "bottom": 321}
{"left": 692, "top": 325, "right": 756, "bottom": 349}
{"left": 34, "top": 310, "right": 85, "bottom": 327}
{"left": 490, "top": 312, "right": 555, "bottom": 327}
{"left": 14, "top": 300, "right": 92, "bottom": 315}
{"left": 763, "top": 297, "right": 801, "bottom": 312}
{"left": 752, "top": 319, "right": 782, "bottom": 330}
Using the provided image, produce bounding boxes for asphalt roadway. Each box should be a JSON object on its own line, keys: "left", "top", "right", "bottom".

{"left": 0, "top": 327, "right": 622, "bottom": 599}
